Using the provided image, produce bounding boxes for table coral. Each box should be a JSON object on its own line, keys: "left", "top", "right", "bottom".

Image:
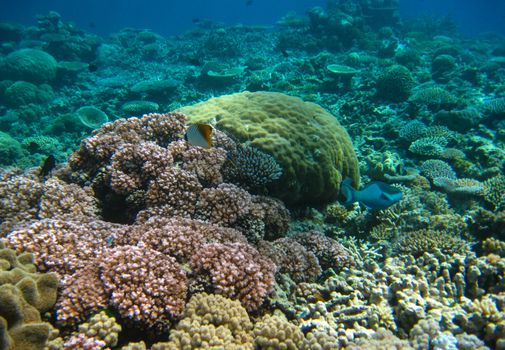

{"left": 178, "top": 91, "right": 360, "bottom": 205}
{"left": 395, "top": 229, "right": 468, "bottom": 257}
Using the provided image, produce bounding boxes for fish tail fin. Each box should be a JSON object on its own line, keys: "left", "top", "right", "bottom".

{"left": 341, "top": 177, "right": 356, "bottom": 206}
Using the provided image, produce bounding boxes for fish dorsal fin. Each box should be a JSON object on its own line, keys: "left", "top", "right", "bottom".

{"left": 380, "top": 192, "right": 394, "bottom": 201}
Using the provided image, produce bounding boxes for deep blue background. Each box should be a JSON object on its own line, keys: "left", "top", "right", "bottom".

{"left": 0, "top": 0, "right": 504, "bottom": 37}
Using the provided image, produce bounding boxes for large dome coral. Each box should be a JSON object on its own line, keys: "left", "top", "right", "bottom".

{"left": 179, "top": 91, "right": 359, "bottom": 205}
{"left": 0, "top": 48, "right": 57, "bottom": 84}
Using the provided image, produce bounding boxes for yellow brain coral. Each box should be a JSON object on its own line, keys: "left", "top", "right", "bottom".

{"left": 179, "top": 91, "right": 359, "bottom": 205}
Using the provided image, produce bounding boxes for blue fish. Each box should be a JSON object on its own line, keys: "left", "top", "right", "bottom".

{"left": 340, "top": 178, "right": 402, "bottom": 210}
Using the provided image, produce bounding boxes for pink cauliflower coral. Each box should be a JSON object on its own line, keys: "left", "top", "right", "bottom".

{"left": 69, "top": 112, "right": 187, "bottom": 171}
{"left": 55, "top": 265, "right": 108, "bottom": 326}
{"left": 6, "top": 219, "right": 129, "bottom": 274}
{"left": 108, "top": 141, "right": 173, "bottom": 195}
{"left": 99, "top": 244, "right": 188, "bottom": 328}
{"left": 195, "top": 183, "right": 253, "bottom": 226}
{"left": 257, "top": 238, "right": 322, "bottom": 283}
{"left": 191, "top": 242, "right": 276, "bottom": 311}
{"left": 128, "top": 217, "right": 247, "bottom": 262}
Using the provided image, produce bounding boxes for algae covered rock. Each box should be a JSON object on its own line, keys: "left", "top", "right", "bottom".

{"left": 179, "top": 91, "right": 359, "bottom": 205}
{"left": 0, "top": 48, "right": 58, "bottom": 84}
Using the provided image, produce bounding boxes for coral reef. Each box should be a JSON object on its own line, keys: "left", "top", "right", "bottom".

{"left": 162, "top": 293, "right": 254, "bottom": 349}
{"left": 222, "top": 144, "right": 283, "bottom": 191}
{"left": 178, "top": 91, "right": 360, "bottom": 205}
{"left": 0, "top": 48, "right": 57, "bottom": 83}
{"left": 1, "top": 4, "right": 505, "bottom": 349}
{"left": 191, "top": 242, "right": 276, "bottom": 311}
{"left": 375, "top": 64, "right": 415, "bottom": 102}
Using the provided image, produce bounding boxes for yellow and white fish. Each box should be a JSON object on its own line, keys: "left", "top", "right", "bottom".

{"left": 184, "top": 123, "right": 213, "bottom": 148}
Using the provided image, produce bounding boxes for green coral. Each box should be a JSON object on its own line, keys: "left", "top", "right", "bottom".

{"left": 76, "top": 106, "right": 109, "bottom": 129}
{"left": 0, "top": 132, "right": 25, "bottom": 166}
{"left": 178, "top": 91, "right": 360, "bottom": 205}
{"left": 0, "top": 48, "right": 57, "bottom": 84}
{"left": 483, "top": 175, "right": 505, "bottom": 211}
{"left": 375, "top": 65, "right": 415, "bottom": 102}
{"left": 4, "top": 81, "right": 54, "bottom": 108}
{"left": 410, "top": 86, "right": 458, "bottom": 112}
{"left": 121, "top": 100, "right": 159, "bottom": 116}
{"left": 420, "top": 159, "right": 456, "bottom": 181}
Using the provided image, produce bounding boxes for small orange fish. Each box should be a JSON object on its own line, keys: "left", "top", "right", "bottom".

{"left": 185, "top": 123, "right": 213, "bottom": 148}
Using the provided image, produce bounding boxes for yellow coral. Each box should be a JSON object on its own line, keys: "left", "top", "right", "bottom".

{"left": 482, "top": 238, "right": 505, "bottom": 257}
{"left": 253, "top": 314, "right": 305, "bottom": 349}
{"left": 78, "top": 311, "right": 122, "bottom": 347}
{"left": 163, "top": 293, "right": 253, "bottom": 350}
{"left": 178, "top": 91, "right": 359, "bottom": 205}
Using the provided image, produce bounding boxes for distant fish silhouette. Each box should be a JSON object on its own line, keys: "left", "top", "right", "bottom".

{"left": 185, "top": 124, "right": 213, "bottom": 148}
{"left": 192, "top": 18, "right": 200, "bottom": 24}
{"left": 340, "top": 178, "right": 402, "bottom": 210}
{"left": 246, "top": 0, "right": 253, "bottom": 5}
{"left": 88, "top": 63, "right": 98, "bottom": 72}
{"left": 39, "top": 154, "right": 56, "bottom": 179}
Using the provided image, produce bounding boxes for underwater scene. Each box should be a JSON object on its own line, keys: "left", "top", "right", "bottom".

{"left": 0, "top": 0, "right": 505, "bottom": 349}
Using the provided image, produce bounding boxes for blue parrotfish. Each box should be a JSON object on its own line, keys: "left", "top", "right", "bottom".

{"left": 340, "top": 178, "right": 402, "bottom": 210}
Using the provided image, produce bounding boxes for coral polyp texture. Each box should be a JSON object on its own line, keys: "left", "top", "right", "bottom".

{"left": 178, "top": 91, "right": 360, "bottom": 205}
{"left": 0, "top": 240, "right": 58, "bottom": 350}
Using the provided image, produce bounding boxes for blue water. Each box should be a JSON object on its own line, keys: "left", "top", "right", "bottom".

{"left": 1, "top": 0, "right": 504, "bottom": 37}
{"left": 0, "top": 0, "right": 326, "bottom": 36}
{"left": 400, "top": 0, "right": 505, "bottom": 36}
